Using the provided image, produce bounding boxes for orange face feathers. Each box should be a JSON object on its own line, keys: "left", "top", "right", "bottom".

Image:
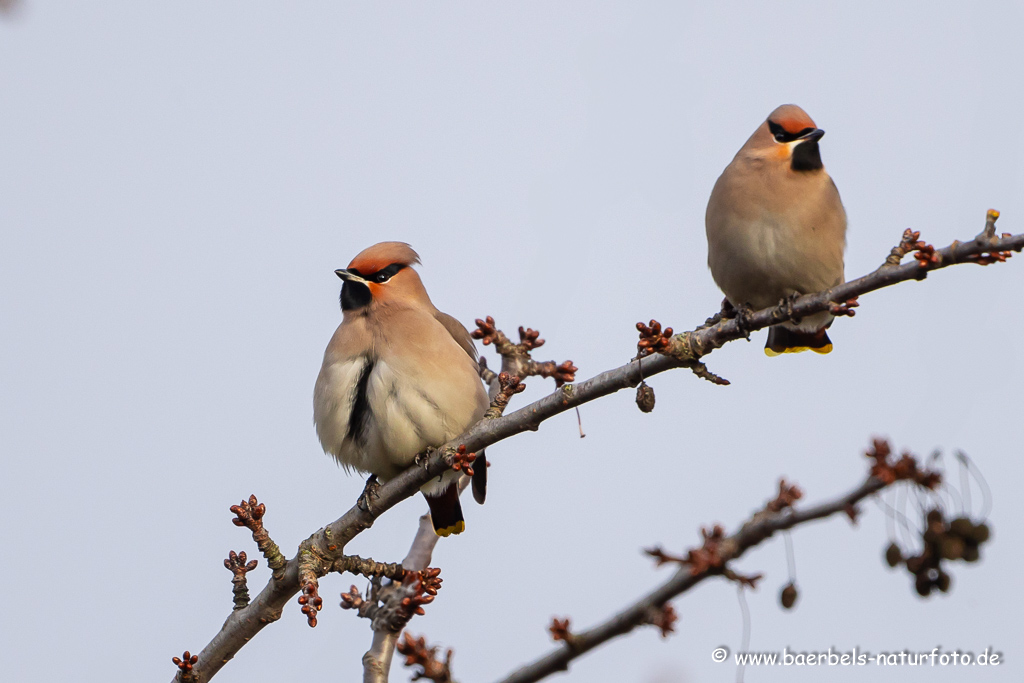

{"left": 347, "top": 241, "right": 421, "bottom": 275}
{"left": 337, "top": 242, "right": 431, "bottom": 311}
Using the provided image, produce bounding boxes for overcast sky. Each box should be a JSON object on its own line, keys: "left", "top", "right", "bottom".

{"left": 2, "top": 2, "right": 1022, "bottom": 682}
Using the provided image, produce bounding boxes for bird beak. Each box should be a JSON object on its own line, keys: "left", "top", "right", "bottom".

{"left": 800, "top": 128, "right": 825, "bottom": 142}
{"left": 335, "top": 268, "right": 369, "bottom": 284}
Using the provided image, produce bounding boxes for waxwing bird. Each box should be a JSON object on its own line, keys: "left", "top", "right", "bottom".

{"left": 313, "top": 242, "right": 489, "bottom": 536}
{"left": 705, "top": 104, "right": 847, "bottom": 355}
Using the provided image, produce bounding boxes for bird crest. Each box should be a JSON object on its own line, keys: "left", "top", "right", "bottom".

{"left": 347, "top": 241, "right": 421, "bottom": 276}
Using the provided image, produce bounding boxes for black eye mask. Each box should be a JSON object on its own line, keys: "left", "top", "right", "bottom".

{"left": 768, "top": 120, "right": 816, "bottom": 143}
{"left": 340, "top": 263, "right": 408, "bottom": 310}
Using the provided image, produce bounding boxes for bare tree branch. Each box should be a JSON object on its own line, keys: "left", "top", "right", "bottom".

{"left": 361, "top": 514, "right": 442, "bottom": 682}
{"left": 175, "top": 217, "right": 1020, "bottom": 683}
{"left": 492, "top": 469, "right": 913, "bottom": 682}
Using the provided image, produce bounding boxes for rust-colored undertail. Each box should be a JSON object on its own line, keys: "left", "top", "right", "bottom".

{"left": 765, "top": 327, "right": 833, "bottom": 356}
{"left": 424, "top": 485, "right": 465, "bottom": 537}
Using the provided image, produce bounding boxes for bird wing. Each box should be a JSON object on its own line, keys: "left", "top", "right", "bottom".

{"left": 432, "top": 310, "right": 479, "bottom": 362}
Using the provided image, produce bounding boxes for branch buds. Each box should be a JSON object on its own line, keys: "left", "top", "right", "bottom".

{"left": 549, "top": 617, "right": 577, "bottom": 648}
{"left": 230, "top": 494, "right": 266, "bottom": 531}
{"left": 396, "top": 633, "right": 455, "bottom": 683}
{"left": 485, "top": 372, "right": 526, "bottom": 418}
{"left": 646, "top": 604, "right": 678, "bottom": 638}
{"left": 172, "top": 651, "right": 198, "bottom": 680}
{"left": 636, "top": 320, "right": 674, "bottom": 357}
{"left": 865, "top": 438, "right": 942, "bottom": 489}
{"left": 397, "top": 568, "right": 443, "bottom": 621}
{"left": 828, "top": 296, "right": 860, "bottom": 317}
{"left": 518, "top": 326, "right": 545, "bottom": 350}
{"left": 472, "top": 316, "right": 501, "bottom": 346}
{"left": 340, "top": 585, "right": 365, "bottom": 611}
{"left": 451, "top": 445, "right": 478, "bottom": 476}
{"left": 224, "top": 550, "right": 258, "bottom": 610}
{"left": 644, "top": 525, "right": 728, "bottom": 576}
{"left": 765, "top": 479, "right": 803, "bottom": 513}
{"left": 298, "top": 579, "right": 323, "bottom": 627}
{"left": 543, "top": 360, "right": 578, "bottom": 387}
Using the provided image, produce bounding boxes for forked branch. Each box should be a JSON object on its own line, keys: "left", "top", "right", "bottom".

{"left": 174, "top": 214, "right": 1020, "bottom": 683}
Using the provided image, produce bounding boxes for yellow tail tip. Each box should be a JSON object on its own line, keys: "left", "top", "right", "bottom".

{"left": 434, "top": 521, "right": 466, "bottom": 537}
{"left": 765, "top": 343, "right": 833, "bottom": 357}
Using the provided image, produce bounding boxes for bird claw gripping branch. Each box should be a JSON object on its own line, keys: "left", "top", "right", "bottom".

{"left": 472, "top": 316, "right": 578, "bottom": 386}
{"left": 229, "top": 494, "right": 287, "bottom": 580}
{"left": 357, "top": 474, "right": 382, "bottom": 512}
{"left": 396, "top": 633, "right": 456, "bottom": 683}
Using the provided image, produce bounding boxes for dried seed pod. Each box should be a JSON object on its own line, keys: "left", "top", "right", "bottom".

{"left": 962, "top": 543, "right": 980, "bottom": 563}
{"left": 636, "top": 382, "right": 655, "bottom": 413}
{"left": 949, "top": 517, "right": 974, "bottom": 539}
{"left": 938, "top": 536, "right": 965, "bottom": 561}
{"left": 915, "top": 574, "right": 933, "bottom": 597}
{"left": 936, "top": 570, "right": 952, "bottom": 593}
{"left": 885, "top": 542, "right": 902, "bottom": 568}
{"left": 780, "top": 582, "right": 798, "bottom": 609}
{"left": 970, "top": 522, "right": 991, "bottom": 544}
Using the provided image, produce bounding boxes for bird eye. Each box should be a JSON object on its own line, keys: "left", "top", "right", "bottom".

{"left": 768, "top": 120, "right": 816, "bottom": 144}
{"left": 373, "top": 272, "right": 390, "bottom": 283}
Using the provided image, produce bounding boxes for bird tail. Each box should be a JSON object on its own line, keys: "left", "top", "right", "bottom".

{"left": 765, "top": 327, "right": 833, "bottom": 356}
{"left": 424, "top": 485, "right": 465, "bottom": 537}
{"left": 471, "top": 451, "right": 487, "bottom": 505}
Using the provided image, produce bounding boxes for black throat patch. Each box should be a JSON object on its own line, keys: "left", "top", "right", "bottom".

{"left": 791, "top": 141, "right": 823, "bottom": 172}
{"left": 341, "top": 281, "right": 371, "bottom": 311}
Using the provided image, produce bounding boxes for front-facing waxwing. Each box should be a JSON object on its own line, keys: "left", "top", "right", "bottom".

{"left": 705, "top": 104, "right": 847, "bottom": 355}
{"left": 313, "top": 241, "right": 489, "bottom": 536}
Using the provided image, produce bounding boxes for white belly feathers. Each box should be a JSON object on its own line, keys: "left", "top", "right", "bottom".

{"left": 314, "top": 355, "right": 468, "bottom": 481}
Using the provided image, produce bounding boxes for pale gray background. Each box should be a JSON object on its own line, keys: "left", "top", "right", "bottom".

{"left": 1, "top": 2, "right": 1022, "bottom": 682}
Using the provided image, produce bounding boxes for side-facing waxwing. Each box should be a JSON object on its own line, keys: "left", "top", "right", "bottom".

{"left": 706, "top": 104, "right": 847, "bottom": 355}
{"left": 313, "top": 242, "right": 489, "bottom": 536}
